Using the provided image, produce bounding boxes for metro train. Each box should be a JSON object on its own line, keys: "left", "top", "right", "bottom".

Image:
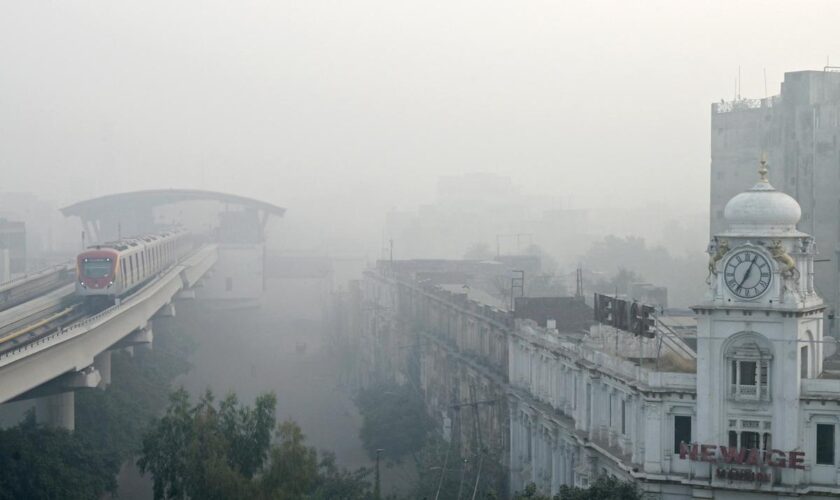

{"left": 76, "top": 228, "right": 191, "bottom": 308}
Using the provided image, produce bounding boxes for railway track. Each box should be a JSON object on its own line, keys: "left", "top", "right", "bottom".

{"left": 0, "top": 264, "right": 74, "bottom": 313}
{"left": 0, "top": 305, "right": 87, "bottom": 355}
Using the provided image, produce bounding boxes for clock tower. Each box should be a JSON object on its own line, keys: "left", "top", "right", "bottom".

{"left": 694, "top": 158, "right": 823, "bottom": 486}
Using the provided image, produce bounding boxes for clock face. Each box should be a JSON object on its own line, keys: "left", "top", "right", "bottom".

{"left": 724, "top": 250, "right": 773, "bottom": 299}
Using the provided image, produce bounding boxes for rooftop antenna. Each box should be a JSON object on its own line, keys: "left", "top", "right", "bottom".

{"left": 763, "top": 67, "right": 768, "bottom": 98}
{"left": 738, "top": 65, "right": 741, "bottom": 99}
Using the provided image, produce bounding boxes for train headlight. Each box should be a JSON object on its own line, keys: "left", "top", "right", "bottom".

{"left": 108, "top": 281, "right": 114, "bottom": 287}
{"left": 79, "top": 281, "right": 87, "bottom": 288}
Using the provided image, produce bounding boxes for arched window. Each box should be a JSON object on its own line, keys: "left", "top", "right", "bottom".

{"left": 726, "top": 334, "right": 773, "bottom": 402}
{"left": 801, "top": 330, "right": 815, "bottom": 379}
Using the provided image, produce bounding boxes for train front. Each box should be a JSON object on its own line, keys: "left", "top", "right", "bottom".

{"left": 76, "top": 249, "right": 118, "bottom": 297}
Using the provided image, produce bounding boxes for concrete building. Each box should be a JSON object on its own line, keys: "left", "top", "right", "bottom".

{"left": 711, "top": 69, "right": 840, "bottom": 332}
{"left": 351, "top": 160, "right": 840, "bottom": 498}
{"left": 0, "top": 218, "right": 26, "bottom": 277}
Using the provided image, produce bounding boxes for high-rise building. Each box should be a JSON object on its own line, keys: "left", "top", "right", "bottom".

{"left": 711, "top": 69, "right": 840, "bottom": 331}
{"left": 0, "top": 218, "right": 26, "bottom": 276}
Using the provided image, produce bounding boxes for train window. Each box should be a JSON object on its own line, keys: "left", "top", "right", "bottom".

{"left": 83, "top": 258, "right": 111, "bottom": 278}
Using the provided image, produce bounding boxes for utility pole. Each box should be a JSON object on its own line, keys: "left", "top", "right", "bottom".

{"left": 510, "top": 270, "right": 525, "bottom": 310}
{"left": 456, "top": 457, "right": 469, "bottom": 500}
{"left": 375, "top": 448, "right": 384, "bottom": 500}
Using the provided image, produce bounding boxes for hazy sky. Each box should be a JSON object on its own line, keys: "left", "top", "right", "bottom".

{"left": 2, "top": 0, "right": 840, "bottom": 220}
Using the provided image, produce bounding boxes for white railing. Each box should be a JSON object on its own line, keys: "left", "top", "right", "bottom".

{"left": 0, "top": 244, "right": 215, "bottom": 365}
{"left": 0, "top": 263, "right": 72, "bottom": 291}
{"left": 0, "top": 265, "right": 181, "bottom": 364}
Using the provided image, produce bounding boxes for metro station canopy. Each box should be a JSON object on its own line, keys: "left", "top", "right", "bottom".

{"left": 61, "top": 189, "right": 285, "bottom": 244}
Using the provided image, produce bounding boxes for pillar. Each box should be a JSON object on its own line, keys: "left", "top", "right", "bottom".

{"left": 643, "top": 403, "right": 662, "bottom": 473}
{"left": 94, "top": 351, "right": 111, "bottom": 387}
{"left": 36, "top": 392, "right": 74, "bottom": 430}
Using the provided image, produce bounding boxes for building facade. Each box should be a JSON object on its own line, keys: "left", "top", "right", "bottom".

{"left": 352, "top": 161, "right": 840, "bottom": 498}
{"left": 510, "top": 163, "right": 840, "bottom": 498}
{"left": 711, "top": 69, "right": 840, "bottom": 332}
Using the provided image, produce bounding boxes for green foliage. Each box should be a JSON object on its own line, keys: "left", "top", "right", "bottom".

{"left": 138, "top": 388, "right": 276, "bottom": 500}
{"left": 310, "top": 452, "right": 372, "bottom": 500}
{"left": 410, "top": 436, "right": 464, "bottom": 500}
{"left": 139, "top": 389, "right": 372, "bottom": 500}
{"left": 0, "top": 322, "right": 196, "bottom": 500}
{"left": 75, "top": 321, "right": 196, "bottom": 464}
{"left": 355, "top": 382, "right": 435, "bottom": 462}
{"left": 513, "top": 476, "right": 642, "bottom": 500}
{"left": 0, "top": 415, "right": 119, "bottom": 500}
{"left": 410, "top": 434, "right": 505, "bottom": 500}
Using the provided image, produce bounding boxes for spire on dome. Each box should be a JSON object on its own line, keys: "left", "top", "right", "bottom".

{"left": 721, "top": 154, "right": 803, "bottom": 235}
{"left": 758, "top": 153, "right": 769, "bottom": 184}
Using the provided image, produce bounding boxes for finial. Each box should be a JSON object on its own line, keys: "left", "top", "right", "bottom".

{"left": 758, "top": 153, "right": 769, "bottom": 183}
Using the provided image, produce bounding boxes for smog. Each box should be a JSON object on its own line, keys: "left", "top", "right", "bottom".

{"left": 0, "top": 2, "right": 839, "bottom": 499}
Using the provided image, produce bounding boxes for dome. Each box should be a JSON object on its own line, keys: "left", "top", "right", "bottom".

{"left": 723, "top": 160, "right": 802, "bottom": 234}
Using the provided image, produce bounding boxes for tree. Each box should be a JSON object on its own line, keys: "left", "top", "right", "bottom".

{"left": 139, "top": 388, "right": 372, "bottom": 500}
{"left": 138, "top": 388, "right": 276, "bottom": 500}
{"left": 0, "top": 414, "right": 119, "bottom": 500}
{"left": 513, "top": 476, "right": 642, "bottom": 500}
{"left": 259, "top": 420, "right": 318, "bottom": 499}
{"left": 355, "top": 382, "right": 435, "bottom": 463}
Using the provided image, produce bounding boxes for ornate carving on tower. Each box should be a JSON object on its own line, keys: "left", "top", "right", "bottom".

{"left": 706, "top": 237, "right": 730, "bottom": 284}
{"left": 770, "top": 239, "right": 798, "bottom": 281}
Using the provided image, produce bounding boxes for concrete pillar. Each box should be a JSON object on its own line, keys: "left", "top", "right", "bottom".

{"left": 551, "top": 441, "right": 561, "bottom": 493}
{"left": 643, "top": 402, "right": 662, "bottom": 473}
{"left": 162, "top": 302, "right": 177, "bottom": 316}
{"left": 94, "top": 351, "right": 111, "bottom": 388}
{"left": 36, "top": 392, "right": 74, "bottom": 430}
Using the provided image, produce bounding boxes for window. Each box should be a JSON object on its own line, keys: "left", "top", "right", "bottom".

{"left": 674, "top": 415, "right": 691, "bottom": 454}
{"left": 817, "top": 424, "right": 835, "bottom": 465}
{"left": 728, "top": 419, "right": 771, "bottom": 450}
{"left": 727, "top": 338, "right": 772, "bottom": 401}
{"left": 741, "top": 431, "right": 760, "bottom": 449}
{"left": 82, "top": 258, "right": 112, "bottom": 278}
{"left": 621, "top": 400, "right": 626, "bottom": 435}
{"left": 526, "top": 422, "right": 532, "bottom": 462}
{"left": 801, "top": 346, "right": 809, "bottom": 379}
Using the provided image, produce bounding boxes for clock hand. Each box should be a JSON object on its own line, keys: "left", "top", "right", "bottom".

{"left": 738, "top": 255, "right": 759, "bottom": 289}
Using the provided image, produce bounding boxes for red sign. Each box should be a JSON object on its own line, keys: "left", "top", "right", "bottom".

{"left": 679, "top": 442, "right": 804, "bottom": 470}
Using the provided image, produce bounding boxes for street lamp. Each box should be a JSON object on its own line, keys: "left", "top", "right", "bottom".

{"left": 375, "top": 448, "right": 384, "bottom": 500}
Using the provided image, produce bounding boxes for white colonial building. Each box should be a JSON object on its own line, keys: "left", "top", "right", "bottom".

{"left": 508, "top": 162, "right": 840, "bottom": 498}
